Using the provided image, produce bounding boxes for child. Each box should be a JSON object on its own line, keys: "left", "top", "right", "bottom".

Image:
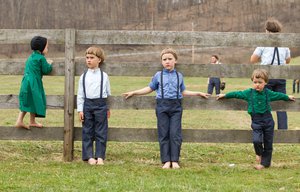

{"left": 77, "top": 46, "right": 111, "bottom": 165}
{"left": 217, "top": 69, "right": 295, "bottom": 170}
{"left": 123, "top": 48, "right": 210, "bottom": 169}
{"left": 207, "top": 55, "right": 225, "bottom": 95}
{"left": 16, "top": 36, "right": 53, "bottom": 129}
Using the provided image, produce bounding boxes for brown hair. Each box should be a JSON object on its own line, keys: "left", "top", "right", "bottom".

{"left": 265, "top": 18, "right": 282, "bottom": 33}
{"left": 211, "top": 55, "right": 219, "bottom": 60}
{"left": 160, "top": 48, "right": 178, "bottom": 60}
{"left": 85, "top": 46, "right": 105, "bottom": 66}
{"left": 251, "top": 69, "right": 269, "bottom": 83}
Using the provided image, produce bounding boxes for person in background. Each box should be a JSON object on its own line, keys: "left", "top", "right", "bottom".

{"left": 250, "top": 18, "right": 291, "bottom": 130}
{"left": 207, "top": 55, "right": 225, "bottom": 95}
{"left": 16, "top": 36, "right": 52, "bottom": 130}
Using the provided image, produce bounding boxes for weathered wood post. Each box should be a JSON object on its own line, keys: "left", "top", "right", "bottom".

{"left": 63, "top": 29, "right": 76, "bottom": 161}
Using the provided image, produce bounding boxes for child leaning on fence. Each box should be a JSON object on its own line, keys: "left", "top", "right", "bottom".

{"left": 217, "top": 69, "right": 295, "bottom": 170}
{"left": 16, "top": 36, "right": 53, "bottom": 130}
{"left": 122, "top": 48, "right": 210, "bottom": 169}
{"left": 77, "top": 46, "right": 111, "bottom": 165}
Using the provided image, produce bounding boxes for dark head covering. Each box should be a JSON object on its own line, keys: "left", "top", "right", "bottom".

{"left": 31, "top": 36, "right": 47, "bottom": 53}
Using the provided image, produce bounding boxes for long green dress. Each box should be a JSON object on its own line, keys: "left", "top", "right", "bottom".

{"left": 18, "top": 51, "right": 52, "bottom": 117}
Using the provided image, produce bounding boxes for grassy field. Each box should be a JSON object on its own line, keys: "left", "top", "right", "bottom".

{"left": 0, "top": 59, "right": 300, "bottom": 191}
{"left": 0, "top": 141, "right": 300, "bottom": 191}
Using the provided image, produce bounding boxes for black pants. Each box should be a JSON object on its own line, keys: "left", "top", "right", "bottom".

{"left": 156, "top": 99, "right": 183, "bottom": 163}
{"left": 207, "top": 77, "right": 221, "bottom": 95}
{"left": 265, "top": 79, "right": 287, "bottom": 129}
{"left": 293, "top": 79, "right": 299, "bottom": 93}
{"left": 251, "top": 112, "right": 274, "bottom": 167}
{"left": 82, "top": 98, "right": 108, "bottom": 160}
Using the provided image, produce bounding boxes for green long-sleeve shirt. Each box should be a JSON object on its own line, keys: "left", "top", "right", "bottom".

{"left": 225, "top": 88, "right": 289, "bottom": 115}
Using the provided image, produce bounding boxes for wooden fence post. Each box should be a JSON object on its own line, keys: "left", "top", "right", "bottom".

{"left": 63, "top": 29, "right": 76, "bottom": 161}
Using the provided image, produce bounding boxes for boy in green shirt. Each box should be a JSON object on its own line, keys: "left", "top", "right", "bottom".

{"left": 217, "top": 69, "right": 295, "bottom": 170}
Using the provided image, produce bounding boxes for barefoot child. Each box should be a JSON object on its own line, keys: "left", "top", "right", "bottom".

{"left": 123, "top": 48, "right": 210, "bottom": 169}
{"left": 77, "top": 46, "right": 111, "bottom": 165}
{"left": 16, "top": 36, "right": 53, "bottom": 129}
{"left": 217, "top": 69, "right": 295, "bottom": 170}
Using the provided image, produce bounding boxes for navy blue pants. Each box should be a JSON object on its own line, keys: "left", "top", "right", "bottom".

{"left": 156, "top": 99, "right": 183, "bottom": 163}
{"left": 251, "top": 112, "right": 274, "bottom": 167}
{"left": 293, "top": 79, "right": 299, "bottom": 93}
{"left": 82, "top": 98, "right": 108, "bottom": 161}
{"left": 207, "top": 77, "right": 221, "bottom": 95}
{"left": 265, "top": 79, "right": 287, "bottom": 129}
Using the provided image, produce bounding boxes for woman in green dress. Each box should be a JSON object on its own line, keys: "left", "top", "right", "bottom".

{"left": 16, "top": 36, "right": 52, "bottom": 129}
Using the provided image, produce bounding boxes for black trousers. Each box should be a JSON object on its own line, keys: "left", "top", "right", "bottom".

{"left": 207, "top": 77, "right": 221, "bottom": 95}
{"left": 266, "top": 79, "right": 287, "bottom": 129}
{"left": 82, "top": 98, "right": 108, "bottom": 160}
{"left": 251, "top": 112, "right": 274, "bottom": 167}
{"left": 156, "top": 99, "right": 183, "bottom": 163}
{"left": 293, "top": 79, "right": 299, "bottom": 93}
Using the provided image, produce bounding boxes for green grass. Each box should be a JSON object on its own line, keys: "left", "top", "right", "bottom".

{"left": 0, "top": 141, "right": 300, "bottom": 192}
{"left": 290, "top": 56, "right": 300, "bottom": 65}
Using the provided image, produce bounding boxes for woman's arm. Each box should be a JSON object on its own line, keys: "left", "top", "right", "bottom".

{"left": 250, "top": 54, "right": 260, "bottom": 64}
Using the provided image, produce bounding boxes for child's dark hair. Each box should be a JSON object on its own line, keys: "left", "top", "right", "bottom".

{"left": 251, "top": 69, "right": 269, "bottom": 83}
{"left": 85, "top": 46, "right": 105, "bottom": 66}
{"left": 160, "top": 48, "right": 178, "bottom": 60}
{"left": 31, "top": 36, "right": 47, "bottom": 53}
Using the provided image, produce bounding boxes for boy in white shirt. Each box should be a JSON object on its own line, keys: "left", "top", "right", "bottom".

{"left": 77, "top": 46, "right": 111, "bottom": 165}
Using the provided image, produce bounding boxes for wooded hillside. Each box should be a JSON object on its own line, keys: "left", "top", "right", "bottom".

{"left": 1, "top": 0, "right": 299, "bottom": 32}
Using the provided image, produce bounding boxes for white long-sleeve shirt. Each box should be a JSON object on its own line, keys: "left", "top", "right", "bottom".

{"left": 77, "top": 68, "right": 111, "bottom": 112}
{"left": 253, "top": 47, "right": 291, "bottom": 65}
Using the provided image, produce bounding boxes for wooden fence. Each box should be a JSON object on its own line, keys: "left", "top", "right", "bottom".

{"left": 0, "top": 29, "right": 300, "bottom": 161}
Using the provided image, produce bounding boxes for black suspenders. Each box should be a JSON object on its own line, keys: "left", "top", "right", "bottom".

{"left": 271, "top": 47, "right": 280, "bottom": 65}
{"left": 83, "top": 70, "right": 104, "bottom": 99}
{"left": 251, "top": 89, "right": 269, "bottom": 114}
{"left": 160, "top": 70, "right": 180, "bottom": 99}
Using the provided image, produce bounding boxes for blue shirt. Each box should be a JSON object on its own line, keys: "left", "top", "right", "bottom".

{"left": 149, "top": 69, "right": 186, "bottom": 99}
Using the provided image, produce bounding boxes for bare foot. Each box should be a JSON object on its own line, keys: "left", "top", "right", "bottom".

{"left": 88, "top": 158, "right": 97, "bottom": 165}
{"left": 96, "top": 158, "right": 104, "bottom": 165}
{"left": 172, "top": 162, "right": 180, "bottom": 169}
{"left": 16, "top": 122, "right": 30, "bottom": 130}
{"left": 254, "top": 164, "right": 265, "bottom": 170}
{"left": 29, "top": 123, "right": 43, "bottom": 128}
{"left": 256, "top": 155, "right": 261, "bottom": 163}
{"left": 162, "top": 161, "right": 171, "bottom": 169}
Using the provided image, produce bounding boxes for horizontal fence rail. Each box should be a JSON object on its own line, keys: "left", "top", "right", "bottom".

{"left": 1, "top": 29, "right": 299, "bottom": 47}
{"left": 0, "top": 29, "right": 65, "bottom": 44}
{"left": 0, "top": 127, "right": 299, "bottom": 143}
{"left": 76, "top": 30, "right": 300, "bottom": 47}
{"left": 1, "top": 60, "right": 300, "bottom": 79}
{"left": 1, "top": 95, "right": 299, "bottom": 111}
